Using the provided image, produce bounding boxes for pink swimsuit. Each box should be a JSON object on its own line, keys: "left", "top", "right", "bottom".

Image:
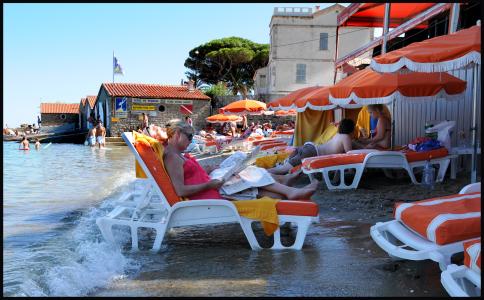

{"left": 182, "top": 153, "right": 223, "bottom": 200}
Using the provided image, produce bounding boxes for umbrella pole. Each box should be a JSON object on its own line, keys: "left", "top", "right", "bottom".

{"left": 470, "top": 63, "right": 479, "bottom": 183}
{"left": 391, "top": 100, "right": 395, "bottom": 150}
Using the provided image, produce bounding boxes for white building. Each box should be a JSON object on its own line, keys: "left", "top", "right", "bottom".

{"left": 254, "top": 4, "right": 374, "bottom": 102}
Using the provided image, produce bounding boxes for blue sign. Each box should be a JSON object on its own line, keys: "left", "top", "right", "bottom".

{"left": 115, "top": 97, "right": 127, "bottom": 112}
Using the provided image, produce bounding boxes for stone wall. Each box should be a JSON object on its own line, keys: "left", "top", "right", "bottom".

{"left": 108, "top": 98, "right": 211, "bottom": 136}
{"left": 40, "top": 113, "right": 79, "bottom": 131}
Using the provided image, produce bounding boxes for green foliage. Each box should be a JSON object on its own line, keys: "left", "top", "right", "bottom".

{"left": 185, "top": 37, "right": 269, "bottom": 98}
{"left": 202, "top": 82, "right": 230, "bottom": 99}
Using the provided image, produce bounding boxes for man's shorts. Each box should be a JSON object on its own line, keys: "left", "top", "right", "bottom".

{"left": 287, "top": 142, "right": 318, "bottom": 167}
{"left": 88, "top": 136, "right": 95, "bottom": 145}
{"left": 96, "top": 136, "right": 104, "bottom": 144}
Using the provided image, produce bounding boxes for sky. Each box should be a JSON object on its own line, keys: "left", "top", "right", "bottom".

{"left": 4, "top": 3, "right": 349, "bottom": 128}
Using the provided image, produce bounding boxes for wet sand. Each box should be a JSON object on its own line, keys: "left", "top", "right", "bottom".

{"left": 92, "top": 150, "right": 476, "bottom": 297}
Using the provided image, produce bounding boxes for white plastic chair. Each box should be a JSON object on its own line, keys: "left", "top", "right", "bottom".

{"left": 370, "top": 182, "right": 481, "bottom": 271}
{"left": 96, "top": 132, "right": 319, "bottom": 252}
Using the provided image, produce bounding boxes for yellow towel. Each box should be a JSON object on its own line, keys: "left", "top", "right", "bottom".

{"left": 233, "top": 197, "right": 280, "bottom": 236}
{"left": 255, "top": 151, "right": 291, "bottom": 169}
{"left": 314, "top": 123, "right": 338, "bottom": 145}
{"left": 134, "top": 131, "right": 165, "bottom": 178}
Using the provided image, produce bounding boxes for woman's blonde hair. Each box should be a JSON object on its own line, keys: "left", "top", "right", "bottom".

{"left": 165, "top": 119, "right": 194, "bottom": 139}
{"left": 368, "top": 104, "right": 391, "bottom": 120}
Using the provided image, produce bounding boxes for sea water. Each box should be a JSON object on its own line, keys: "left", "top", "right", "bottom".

{"left": 3, "top": 142, "right": 141, "bottom": 296}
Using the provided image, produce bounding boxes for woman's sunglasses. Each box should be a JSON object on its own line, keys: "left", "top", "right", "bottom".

{"left": 182, "top": 131, "right": 193, "bottom": 142}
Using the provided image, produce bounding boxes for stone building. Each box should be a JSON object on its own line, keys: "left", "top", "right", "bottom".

{"left": 94, "top": 83, "right": 211, "bottom": 136}
{"left": 254, "top": 4, "right": 373, "bottom": 102}
{"left": 40, "top": 103, "right": 80, "bottom": 133}
{"left": 79, "top": 95, "right": 97, "bottom": 130}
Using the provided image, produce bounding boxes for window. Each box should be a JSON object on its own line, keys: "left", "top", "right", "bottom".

{"left": 296, "top": 64, "right": 306, "bottom": 83}
{"left": 319, "top": 32, "right": 328, "bottom": 50}
{"left": 60, "top": 114, "right": 66, "bottom": 120}
{"left": 158, "top": 105, "right": 166, "bottom": 112}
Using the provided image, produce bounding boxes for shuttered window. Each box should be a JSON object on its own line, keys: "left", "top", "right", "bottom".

{"left": 296, "top": 64, "right": 306, "bottom": 83}
{"left": 320, "top": 32, "right": 328, "bottom": 50}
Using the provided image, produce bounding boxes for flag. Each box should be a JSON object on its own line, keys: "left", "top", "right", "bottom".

{"left": 113, "top": 56, "right": 124, "bottom": 75}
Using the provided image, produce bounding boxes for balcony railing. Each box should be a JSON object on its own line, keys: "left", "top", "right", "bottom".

{"left": 273, "top": 7, "right": 313, "bottom": 16}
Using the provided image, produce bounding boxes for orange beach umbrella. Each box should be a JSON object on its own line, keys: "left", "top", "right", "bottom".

{"left": 329, "top": 68, "right": 466, "bottom": 107}
{"left": 220, "top": 99, "right": 267, "bottom": 115}
{"left": 275, "top": 109, "right": 297, "bottom": 116}
{"left": 268, "top": 86, "right": 321, "bottom": 111}
{"left": 294, "top": 86, "right": 337, "bottom": 112}
{"left": 370, "top": 25, "right": 481, "bottom": 73}
{"left": 206, "top": 114, "right": 242, "bottom": 124}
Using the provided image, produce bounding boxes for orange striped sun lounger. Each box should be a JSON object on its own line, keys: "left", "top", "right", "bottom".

{"left": 301, "top": 148, "right": 452, "bottom": 190}
{"left": 440, "top": 237, "right": 481, "bottom": 297}
{"left": 370, "top": 183, "right": 481, "bottom": 272}
{"left": 96, "top": 132, "right": 320, "bottom": 251}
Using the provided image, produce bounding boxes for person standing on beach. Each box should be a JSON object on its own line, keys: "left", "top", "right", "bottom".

{"left": 34, "top": 139, "right": 41, "bottom": 150}
{"left": 95, "top": 121, "right": 106, "bottom": 149}
{"left": 87, "top": 127, "right": 96, "bottom": 148}
{"left": 19, "top": 136, "right": 30, "bottom": 150}
{"left": 141, "top": 113, "right": 149, "bottom": 131}
{"left": 185, "top": 115, "right": 193, "bottom": 127}
{"left": 37, "top": 115, "right": 41, "bottom": 128}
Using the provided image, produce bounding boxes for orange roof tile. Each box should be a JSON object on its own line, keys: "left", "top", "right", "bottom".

{"left": 102, "top": 83, "right": 210, "bottom": 100}
{"left": 41, "top": 103, "right": 80, "bottom": 114}
{"left": 80, "top": 97, "right": 87, "bottom": 107}
{"left": 86, "top": 95, "right": 97, "bottom": 109}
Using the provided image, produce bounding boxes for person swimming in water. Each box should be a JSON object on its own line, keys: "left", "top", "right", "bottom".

{"left": 19, "top": 136, "right": 30, "bottom": 150}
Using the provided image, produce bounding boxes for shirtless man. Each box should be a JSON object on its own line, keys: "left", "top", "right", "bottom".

{"left": 353, "top": 104, "right": 391, "bottom": 150}
{"left": 87, "top": 127, "right": 96, "bottom": 148}
{"left": 95, "top": 121, "right": 106, "bottom": 149}
{"left": 268, "top": 118, "right": 355, "bottom": 175}
{"left": 19, "top": 136, "right": 30, "bottom": 150}
{"left": 34, "top": 139, "right": 41, "bottom": 150}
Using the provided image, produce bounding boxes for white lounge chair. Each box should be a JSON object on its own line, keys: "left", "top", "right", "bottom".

{"left": 96, "top": 132, "right": 319, "bottom": 252}
{"left": 301, "top": 148, "right": 453, "bottom": 190}
{"left": 370, "top": 182, "right": 481, "bottom": 271}
{"left": 441, "top": 238, "right": 481, "bottom": 297}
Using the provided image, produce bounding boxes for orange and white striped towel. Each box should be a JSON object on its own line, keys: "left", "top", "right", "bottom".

{"left": 394, "top": 192, "right": 481, "bottom": 245}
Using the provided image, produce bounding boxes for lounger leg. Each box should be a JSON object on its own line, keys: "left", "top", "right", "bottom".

{"left": 131, "top": 226, "right": 139, "bottom": 251}
{"left": 348, "top": 167, "right": 364, "bottom": 189}
{"left": 291, "top": 219, "right": 310, "bottom": 250}
{"left": 406, "top": 166, "right": 419, "bottom": 184}
{"left": 436, "top": 160, "right": 450, "bottom": 182}
{"left": 272, "top": 228, "right": 283, "bottom": 249}
{"left": 322, "top": 170, "right": 336, "bottom": 190}
{"left": 239, "top": 218, "right": 262, "bottom": 250}
{"left": 96, "top": 219, "right": 116, "bottom": 244}
{"left": 151, "top": 224, "right": 168, "bottom": 252}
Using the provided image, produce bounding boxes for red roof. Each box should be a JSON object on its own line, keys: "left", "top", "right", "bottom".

{"left": 86, "top": 96, "right": 97, "bottom": 109}
{"left": 338, "top": 3, "right": 435, "bottom": 28}
{"left": 41, "top": 103, "right": 80, "bottom": 114}
{"left": 102, "top": 83, "right": 210, "bottom": 100}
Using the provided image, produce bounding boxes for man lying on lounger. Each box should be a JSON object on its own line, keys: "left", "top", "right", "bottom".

{"left": 268, "top": 118, "right": 355, "bottom": 175}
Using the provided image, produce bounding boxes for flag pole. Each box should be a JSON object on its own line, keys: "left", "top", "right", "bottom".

{"left": 112, "top": 51, "right": 115, "bottom": 83}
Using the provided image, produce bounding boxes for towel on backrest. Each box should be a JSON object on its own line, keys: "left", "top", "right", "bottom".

{"left": 255, "top": 151, "right": 292, "bottom": 168}
{"left": 135, "top": 132, "right": 164, "bottom": 178}
{"left": 314, "top": 123, "right": 338, "bottom": 145}
{"left": 233, "top": 197, "right": 280, "bottom": 236}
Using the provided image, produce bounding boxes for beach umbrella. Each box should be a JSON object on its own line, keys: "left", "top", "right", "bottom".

{"left": 268, "top": 86, "right": 321, "bottom": 111}
{"left": 329, "top": 68, "right": 467, "bottom": 149}
{"left": 293, "top": 86, "right": 337, "bottom": 112}
{"left": 329, "top": 68, "right": 466, "bottom": 106}
{"left": 275, "top": 109, "right": 297, "bottom": 116}
{"left": 370, "top": 24, "right": 481, "bottom": 183}
{"left": 206, "top": 114, "right": 242, "bottom": 124}
{"left": 220, "top": 99, "right": 267, "bottom": 115}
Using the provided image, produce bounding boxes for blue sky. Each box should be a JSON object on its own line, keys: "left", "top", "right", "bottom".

{"left": 4, "top": 3, "right": 347, "bottom": 128}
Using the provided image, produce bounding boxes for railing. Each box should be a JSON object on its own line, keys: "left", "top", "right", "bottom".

{"left": 273, "top": 7, "right": 313, "bottom": 16}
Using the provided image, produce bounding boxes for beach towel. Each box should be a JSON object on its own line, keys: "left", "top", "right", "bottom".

{"left": 233, "top": 197, "right": 280, "bottom": 236}
{"left": 463, "top": 238, "right": 481, "bottom": 273}
{"left": 255, "top": 151, "right": 292, "bottom": 168}
{"left": 313, "top": 123, "right": 338, "bottom": 145}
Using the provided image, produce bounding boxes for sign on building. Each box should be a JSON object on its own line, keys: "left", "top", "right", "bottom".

{"left": 165, "top": 99, "right": 193, "bottom": 105}
{"left": 132, "top": 105, "right": 156, "bottom": 111}
{"left": 132, "top": 98, "right": 162, "bottom": 104}
{"left": 115, "top": 97, "right": 128, "bottom": 118}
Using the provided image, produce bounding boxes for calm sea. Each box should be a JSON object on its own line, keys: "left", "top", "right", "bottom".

{"left": 3, "top": 142, "right": 142, "bottom": 296}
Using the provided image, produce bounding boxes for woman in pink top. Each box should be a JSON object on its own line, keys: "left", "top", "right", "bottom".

{"left": 163, "top": 120, "right": 318, "bottom": 200}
